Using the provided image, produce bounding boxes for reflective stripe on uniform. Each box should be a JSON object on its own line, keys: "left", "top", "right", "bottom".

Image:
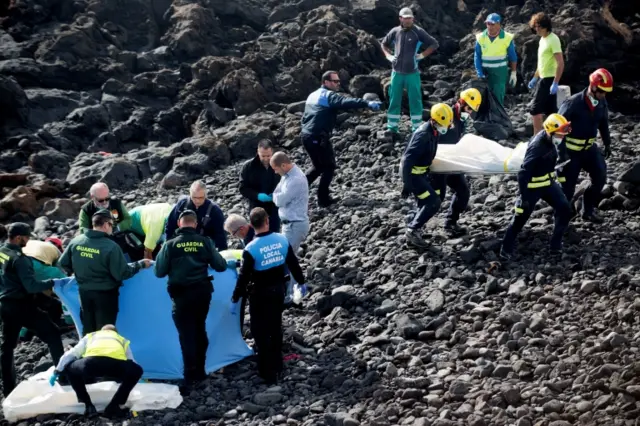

{"left": 417, "top": 190, "right": 431, "bottom": 199}
{"left": 411, "top": 166, "right": 429, "bottom": 174}
{"left": 476, "top": 31, "right": 513, "bottom": 69}
{"left": 435, "top": 189, "right": 441, "bottom": 195}
{"left": 565, "top": 137, "right": 596, "bottom": 151}
{"left": 514, "top": 207, "right": 524, "bottom": 214}
{"left": 527, "top": 172, "right": 559, "bottom": 189}
{"left": 83, "top": 330, "right": 129, "bottom": 361}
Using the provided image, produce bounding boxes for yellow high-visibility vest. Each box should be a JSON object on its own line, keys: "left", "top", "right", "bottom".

{"left": 476, "top": 30, "right": 514, "bottom": 69}
{"left": 83, "top": 330, "right": 129, "bottom": 361}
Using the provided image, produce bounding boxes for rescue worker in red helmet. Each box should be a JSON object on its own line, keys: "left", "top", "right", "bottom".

{"left": 557, "top": 68, "right": 613, "bottom": 223}
{"left": 430, "top": 88, "right": 482, "bottom": 237}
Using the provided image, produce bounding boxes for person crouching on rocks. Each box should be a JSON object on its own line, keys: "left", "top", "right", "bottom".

{"left": 401, "top": 103, "right": 454, "bottom": 249}
{"left": 49, "top": 324, "right": 143, "bottom": 418}
{"left": 230, "top": 207, "right": 306, "bottom": 384}
{"left": 430, "top": 88, "right": 483, "bottom": 237}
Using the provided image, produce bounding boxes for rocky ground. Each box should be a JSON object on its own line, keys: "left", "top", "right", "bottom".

{"left": 2, "top": 0, "right": 640, "bottom": 425}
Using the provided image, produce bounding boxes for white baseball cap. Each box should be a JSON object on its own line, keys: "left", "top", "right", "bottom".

{"left": 399, "top": 7, "right": 414, "bottom": 18}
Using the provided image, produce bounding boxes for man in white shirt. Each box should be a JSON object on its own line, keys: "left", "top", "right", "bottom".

{"left": 270, "top": 152, "right": 310, "bottom": 303}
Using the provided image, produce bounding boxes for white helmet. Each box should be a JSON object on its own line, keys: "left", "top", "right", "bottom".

{"left": 399, "top": 7, "right": 414, "bottom": 18}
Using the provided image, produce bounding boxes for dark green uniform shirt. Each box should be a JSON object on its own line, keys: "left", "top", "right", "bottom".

{"left": 154, "top": 227, "right": 227, "bottom": 288}
{"left": 78, "top": 198, "right": 132, "bottom": 234}
{"left": 0, "top": 243, "right": 53, "bottom": 300}
{"left": 59, "top": 230, "right": 142, "bottom": 291}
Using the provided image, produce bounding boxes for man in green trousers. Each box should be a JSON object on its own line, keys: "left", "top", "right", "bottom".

{"left": 474, "top": 13, "right": 518, "bottom": 106}
{"left": 381, "top": 7, "right": 439, "bottom": 133}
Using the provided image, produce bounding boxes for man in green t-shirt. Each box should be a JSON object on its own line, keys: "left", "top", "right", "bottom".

{"left": 527, "top": 12, "right": 564, "bottom": 135}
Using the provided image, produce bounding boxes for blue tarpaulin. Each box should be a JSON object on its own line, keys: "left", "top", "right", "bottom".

{"left": 53, "top": 265, "right": 253, "bottom": 380}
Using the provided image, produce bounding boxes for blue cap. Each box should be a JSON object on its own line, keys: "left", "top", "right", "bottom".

{"left": 485, "top": 13, "right": 501, "bottom": 24}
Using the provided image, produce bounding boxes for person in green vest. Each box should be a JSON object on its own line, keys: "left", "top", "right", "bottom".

{"left": 381, "top": 7, "right": 439, "bottom": 133}
{"left": 474, "top": 13, "right": 518, "bottom": 106}
{"left": 49, "top": 324, "right": 143, "bottom": 418}
{"left": 78, "top": 183, "right": 132, "bottom": 234}
{"left": 129, "top": 203, "right": 174, "bottom": 260}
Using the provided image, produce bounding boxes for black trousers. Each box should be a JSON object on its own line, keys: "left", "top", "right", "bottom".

{"left": 302, "top": 133, "right": 336, "bottom": 204}
{"left": 0, "top": 299, "right": 64, "bottom": 396}
{"left": 79, "top": 288, "right": 119, "bottom": 336}
{"left": 249, "top": 284, "right": 285, "bottom": 381}
{"left": 430, "top": 173, "right": 471, "bottom": 223}
{"left": 170, "top": 283, "right": 212, "bottom": 382}
{"left": 66, "top": 357, "right": 143, "bottom": 408}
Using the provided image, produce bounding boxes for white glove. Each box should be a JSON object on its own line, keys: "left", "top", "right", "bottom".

{"left": 416, "top": 53, "right": 425, "bottom": 60}
{"left": 509, "top": 71, "right": 517, "bottom": 88}
{"left": 385, "top": 54, "right": 395, "bottom": 62}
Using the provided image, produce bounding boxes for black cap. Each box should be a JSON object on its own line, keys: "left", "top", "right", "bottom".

{"left": 92, "top": 209, "right": 113, "bottom": 220}
{"left": 179, "top": 209, "right": 197, "bottom": 220}
{"left": 8, "top": 222, "right": 32, "bottom": 238}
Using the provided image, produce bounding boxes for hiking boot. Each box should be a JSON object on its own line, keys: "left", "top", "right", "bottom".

{"left": 582, "top": 211, "right": 604, "bottom": 224}
{"left": 405, "top": 229, "right": 429, "bottom": 248}
{"left": 444, "top": 221, "right": 467, "bottom": 237}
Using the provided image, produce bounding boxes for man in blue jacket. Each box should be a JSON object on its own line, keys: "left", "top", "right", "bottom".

{"left": 165, "top": 180, "right": 228, "bottom": 251}
{"left": 401, "top": 103, "right": 454, "bottom": 249}
{"left": 301, "top": 70, "right": 382, "bottom": 207}
{"left": 557, "top": 68, "right": 613, "bottom": 223}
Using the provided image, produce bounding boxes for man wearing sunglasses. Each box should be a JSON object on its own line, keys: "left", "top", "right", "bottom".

{"left": 78, "top": 183, "right": 132, "bottom": 234}
{"left": 59, "top": 210, "right": 151, "bottom": 335}
{"left": 556, "top": 68, "right": 613, "bottom": 223}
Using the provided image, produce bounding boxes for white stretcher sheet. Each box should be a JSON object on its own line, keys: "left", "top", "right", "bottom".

{"left": 430, "top": 134, "right": 527, "bottom": 174}
{"left": 2, "top": 367, "right": 183, "bottom": 423}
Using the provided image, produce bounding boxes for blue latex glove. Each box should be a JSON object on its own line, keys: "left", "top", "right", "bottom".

{"left": 550, "top": 82, "right": 559, "bottom": 95}
{"left": 528, "top": 77, "right": 539, "bottom": 90}
{"left": 368, "top": 101, "right": 382, "bottom": 111}
{"left": 49, "top": 372, "right": 58, "bottom": 387}
{"left": 477, "top": 73, "right": 485, "bottom": 79}
{"left": 257, "top": 193, "right": 272, "bottom": 202}
{"left": 230, "top": 301, "right": 239, "bottom": 315}
{"left": 226, "top": 259, "right": 238, "bottom": 269}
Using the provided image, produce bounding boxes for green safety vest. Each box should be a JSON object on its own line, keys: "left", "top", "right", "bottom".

{"left": 476, "top": 30, "right": 513, "bottom": 69}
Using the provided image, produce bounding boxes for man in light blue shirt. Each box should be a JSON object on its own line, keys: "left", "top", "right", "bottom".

{"left": 270, "top": 152, "right": 309, "bottom": 303}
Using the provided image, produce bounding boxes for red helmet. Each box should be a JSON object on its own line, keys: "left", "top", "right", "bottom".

{"left": 45, "top": 237, "right": 63, "bottom": 252}
{"left": 589, "top": 68, "right": 613, "bottom": 92}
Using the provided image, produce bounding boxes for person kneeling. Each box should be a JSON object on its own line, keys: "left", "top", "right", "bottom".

{"left": 49, "top": 324, "right": 143, "bottom": 418}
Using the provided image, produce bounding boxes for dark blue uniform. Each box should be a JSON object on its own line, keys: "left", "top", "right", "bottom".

{"left": 430, "top": 104, "right": 471, "bottom": 227}
{"left": 501, "top": 131, "right": 571, "bottom": 256}
{"left": 557, "top": 89, "right": 611, "bottom": 216}
{"left": 232, "top": 232, "right": 304, "bottom": 382}
{"left": 165, "top": 198, "right": 227, "bottom": 251}
{"left": 301, "top": 86, "right": 369, "bottom": 205}
{"left": 401, "top": 121, "right": 441, "bottom": 230}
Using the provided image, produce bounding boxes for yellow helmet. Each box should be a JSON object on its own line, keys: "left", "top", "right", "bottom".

{"left": 543, "top": 113, "right": 572, "bottom": 135}
{"left": 460, "top": 88, "right": 482, "bottom": 112}
{"left": 430, "top": 103, "right": 454, "bottom": 128}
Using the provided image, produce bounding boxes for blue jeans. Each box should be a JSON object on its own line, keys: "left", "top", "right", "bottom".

{"left": 282, "top": 220, "right": 310, "bottom": 302}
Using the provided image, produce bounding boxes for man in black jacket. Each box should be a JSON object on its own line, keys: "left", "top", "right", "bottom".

{"left": 239, "top": 140, "right": 281, "bottom": 242}
{"left": 301, "top": 70, "right": 382, "bottom": 207}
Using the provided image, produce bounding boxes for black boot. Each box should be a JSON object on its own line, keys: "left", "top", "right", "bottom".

{"left": 444, "top": 221, "right": 467, "bottom": 237}
{"left": 405, "top": 229, "right": 429, "bottom": 248}
{"left": 104, "top": 403, "right": 130, "bottom": 418}
{"left": 84, "top": 403, "right": 97, "bottom": 417}
{"left": 582, "top": 211, "right": 604, "bottom": 224}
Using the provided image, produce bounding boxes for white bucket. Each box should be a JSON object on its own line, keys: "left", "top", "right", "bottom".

{"left": 556, "top": 85, "right": 571, "bottom": 108}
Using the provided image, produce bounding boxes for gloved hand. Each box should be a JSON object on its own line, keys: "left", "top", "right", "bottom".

{"left": 49, "top": 371, "right": 59, "bottom": 387}
{"left": 415, "top": 53, "right": 425, "bottom": 60}
{"left": 226, "top": 259, "right": 239, "bottom": 269}
{"left": 509, "top": 71, "right": 517, "bottom": 88}
{"left": 298, "top": 284, "right": 308, "bottom": 297}
{"left": 368, "top": 101, "right": 382, "bottom": 111}
{"left": 229, "top": 301, "right": 239, "bottom": 315}
{"left": 477, "top": 72, "right": 485, "bottom": 79}
{"left": 550, "top": 82, "right": 559, "bottom": 95}
{"left": 603, "top": 145, "right": 612, "bottom": 159}
{"left": 528, "top": 76, "right": 539, "bottom": 90}
{"left": 257, "top": 193, "right": 272, "bottom": 202}
{"left": 385, "top": 54, "right": 395, "bottom": 62}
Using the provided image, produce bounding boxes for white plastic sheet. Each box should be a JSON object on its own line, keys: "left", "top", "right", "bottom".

{"left": 430, "top": 134, "right": 527, "bottom": 174}
{"left": 2, "top": 367, "right": 183, "bottom": 423}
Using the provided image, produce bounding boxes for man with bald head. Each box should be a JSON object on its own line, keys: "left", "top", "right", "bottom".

{"left": 165, "top": 180, "right": 228, "bottom": 251}
{"left": 78, "top": 183, "right": 132, "bottom": 234}
{"left": 270, "top": 152, "right": 309, "bottom": 303}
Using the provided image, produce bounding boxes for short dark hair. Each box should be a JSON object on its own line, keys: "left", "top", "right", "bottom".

{"left": 92, "top": 214, "right": 112, "bottom": 228}
{"left": 530, "top": 12, "right": 552, "bottom": 31}
{"left": 257, "top": 139, "right": 273, "bottom": 150}
{"left": 249, "top": 207, "right": 269, "bottom": 228}
{"left": 322, "top": 70, "right": 338, "bottom": 83}
{"left": 270, "top": 151, "right": 291, "bottom": 167}
{"left": 179, "top": 213, "right": 198, "bottom": 227}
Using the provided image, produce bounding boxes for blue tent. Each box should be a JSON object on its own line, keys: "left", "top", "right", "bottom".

{"left": 53, "top": 266, "right": 253, "bottom": 380}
